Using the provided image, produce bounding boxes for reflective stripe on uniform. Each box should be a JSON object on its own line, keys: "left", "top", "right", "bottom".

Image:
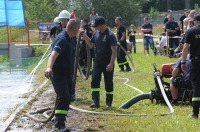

{"left": 118, "top": 61, "right": 128, "bottom": 66}
{"left": 91, "top": 88, "right": 101, "bottom": 92}
{"left": 169, "top": 48, "right": 174, "bottom": 50}
{"left": 192, "top": 97, "right": 200, "bottom": 101}
{"left": 106, "top": 91, "right": 114, "bottom": 94}
{"left": 55, "top": 109, "right": 68, "bottom": 114}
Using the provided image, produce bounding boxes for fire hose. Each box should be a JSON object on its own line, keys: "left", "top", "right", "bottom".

{"left": 25, "top": 31, "right": 174, "bottom": 124}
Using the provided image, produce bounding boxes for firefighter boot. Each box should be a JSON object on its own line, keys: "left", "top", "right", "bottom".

{"left": 189, "top": 106, "right": 199, "bottom": 119}
{"left": 125, "top": 63, "right": 131, "bottom": 72}
{"left": 106, "top": 94, "right": 113, "bottom": 108}
{"left": 90, "top": 91, "right": 100, "bottom": 108}
{"left": 54, "top": 114, "right": 66, "bottom": 131}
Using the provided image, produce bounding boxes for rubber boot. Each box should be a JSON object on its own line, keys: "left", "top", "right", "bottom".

{"left": 54, "top": 114, "right": 67, "bottom": 132}
{"left": 106, "top": 94, "right": 113, "bottom": 108}
{"left": 190, "top": 105, "right": 199, "bottom": 119}
{"left": 125, "top": 63, "right": 131, "bottom": 72}
{"left": 90, "top": 91, "right": 100, "bottom": 108}
{"left": 119, "top": 65, "right": 124, "bottom": 72}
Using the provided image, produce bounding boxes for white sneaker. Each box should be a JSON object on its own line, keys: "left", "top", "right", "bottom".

{"left": 146, "top": 54, "right": 149, "bottom": 56}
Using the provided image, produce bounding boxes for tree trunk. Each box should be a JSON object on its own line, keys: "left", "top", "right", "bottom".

{"left": 167, "top": 0, "right": 171, "bottom": 10}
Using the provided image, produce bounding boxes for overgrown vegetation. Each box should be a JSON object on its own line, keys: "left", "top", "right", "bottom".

{"left": 0, "top": 55, "right": 9, "bottom": 62}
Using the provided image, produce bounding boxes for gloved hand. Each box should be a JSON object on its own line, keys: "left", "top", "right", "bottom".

{"left": 118, "top": 39, "right": 123, "bottom": 43}
{"left": 117, "top": 42, "right": 121, "bottom": 46}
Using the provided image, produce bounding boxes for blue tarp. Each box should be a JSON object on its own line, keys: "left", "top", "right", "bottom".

{"left": 0, "top": 0, "right": 25, "bottom": 26}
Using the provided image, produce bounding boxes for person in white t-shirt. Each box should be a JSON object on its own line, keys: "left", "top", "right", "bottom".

{"left": 156, "top": 32, "right": 167, "bottom": 55}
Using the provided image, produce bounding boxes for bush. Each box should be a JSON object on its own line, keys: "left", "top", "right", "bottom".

{"left": 31, "top": 46, "right": 49, "bottom": 57}
{"left": 0, "top": 55, "right": 9, "bottom": 62}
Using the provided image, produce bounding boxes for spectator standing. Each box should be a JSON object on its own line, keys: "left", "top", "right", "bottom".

{"left": 127, "top": 24, "right": 136, "bottom": 53}
{"left": 165, "top": 14, "right": 180, "bottom": 58}
{"left": 90, "top": 8, "right": 98, "bottom": 25}
{"left": 141, "top": 17, "right": 156, "bottom": 56}
{"left": 163, "top": 10, "right": 173, "bottom": 29}
{"left": 183, "top": 10, "right": 196, "bottom": 32}
{"left": 179, "top": 9, "right": 190, "bottom": 32}
{"left": 70, "top": 9, "right": 77, "bottom": 19}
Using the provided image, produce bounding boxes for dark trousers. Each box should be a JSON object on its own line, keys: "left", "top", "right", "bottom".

{"left": 131, "top": 40, "right": 136, "bottom": 53}
{"left": 117, "top": 43, "right": 128, "bottom": 66}
{"left": 191, "top": 59, "right": 200, "bottom": 115}
{"left": 168, "top": 38, "right": 179, "bottom": 56}
{"left": 51, "top": 74, "right": 71, "bottom": 115}
{"left": 91, "top": 62, "right": 114, "bottom": 92}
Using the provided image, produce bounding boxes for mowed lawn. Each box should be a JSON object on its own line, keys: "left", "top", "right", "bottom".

{"left": 72, "top": 42, "right": 200, "bottom": 132}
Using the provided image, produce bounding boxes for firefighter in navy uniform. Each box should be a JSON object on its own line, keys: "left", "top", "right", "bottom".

{"left": 79, "top": 18, "right": 93, "bottom": 74}
{"left": 44, "top": 19, "right": 80, "bottom": 131}
{"left": 181, "top": 15, "right": 200, "bottom": 119}
{"left": 50, "top": 17, "right": 62, "bottom": 43}
{"left": 83, "top": 16, "right": 117, "bottom": 108}
{"left": 115, "top": 17, "right": 131, "bottom": 72}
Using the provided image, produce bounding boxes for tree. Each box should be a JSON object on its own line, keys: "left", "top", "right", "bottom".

{"left": 24, "top": 0, "right": 56, "bottom": 21}
{"left": 74, "top": 0, "right": 145, "bottom": 27}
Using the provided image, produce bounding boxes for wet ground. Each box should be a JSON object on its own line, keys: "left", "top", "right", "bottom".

{"left": 0, "top": 62, "right": 31, "bottom": 121}
{"left": 6, "top": 86, "right": 102, "bottom": 132}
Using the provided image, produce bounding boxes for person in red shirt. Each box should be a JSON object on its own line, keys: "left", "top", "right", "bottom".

{"left": 70, "top": 9, "right": 77, "bottom": 19}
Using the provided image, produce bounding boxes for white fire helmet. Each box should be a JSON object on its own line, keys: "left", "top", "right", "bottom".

{"left": 58, "top": 10, "right": 71, "bottom": 19}
{"left": 53, "top": 17, "right": 60, "bottom": 24}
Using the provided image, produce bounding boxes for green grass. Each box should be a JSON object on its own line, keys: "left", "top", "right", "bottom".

{"left": 71, "top": 43, "right": 200, "bottom": 131}
{"left": 0, "top": 55, "right": 9, "bottom": 62}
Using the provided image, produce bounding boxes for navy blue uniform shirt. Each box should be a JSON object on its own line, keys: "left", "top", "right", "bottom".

{"left": 52, "top": 31, "right": 76, "bottom": 76}
{"left": 141, "top": 23, "right": 153, "bottom": 35}
{"left": 165, "top": 21, "right": 179, "bottom": 37}
{"left": 91, "top": 28, "right": 117, "bottom": 64}
{"left": 175, "top": 54, "right": 191, "bottom": 81}
{"left": 185, "top": 25, "right": 200, "bottom": 58}
{"left": 117, "top": 25, "right": 126, "bottom": 44}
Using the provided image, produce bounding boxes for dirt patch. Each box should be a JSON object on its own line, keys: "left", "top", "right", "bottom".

{"left": 6, "top": 86, "right": 103, "bottom": 132}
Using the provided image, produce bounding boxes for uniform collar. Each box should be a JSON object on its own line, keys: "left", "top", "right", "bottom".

{"left": 98, "top": 28, "right": 109, "bottom": 35}
{"left": 64, "top": 31, "right": 71, "bottom": 40}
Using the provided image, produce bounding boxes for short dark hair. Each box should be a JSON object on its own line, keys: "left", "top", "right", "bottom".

{"left": 67, "top": 19, "right": 80, "bottom": 30}
{"left": 82, "top": 18, "right": 89, "bottom": 25}
{"left": 144, "top": 17, "right": 148, "bottom": 20}
{"left": 116, "top": 17, "right": 122, "bottom": 22}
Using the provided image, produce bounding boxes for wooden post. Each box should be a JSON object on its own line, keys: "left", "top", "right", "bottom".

{"left": 6, "top": 26, "right": 10, "bottom": 51}
{"left": 27, "top": 21, "right": 30, "bottom": 47}
{"left": 166, "top": 31, "right": 169, "bottom": 56}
